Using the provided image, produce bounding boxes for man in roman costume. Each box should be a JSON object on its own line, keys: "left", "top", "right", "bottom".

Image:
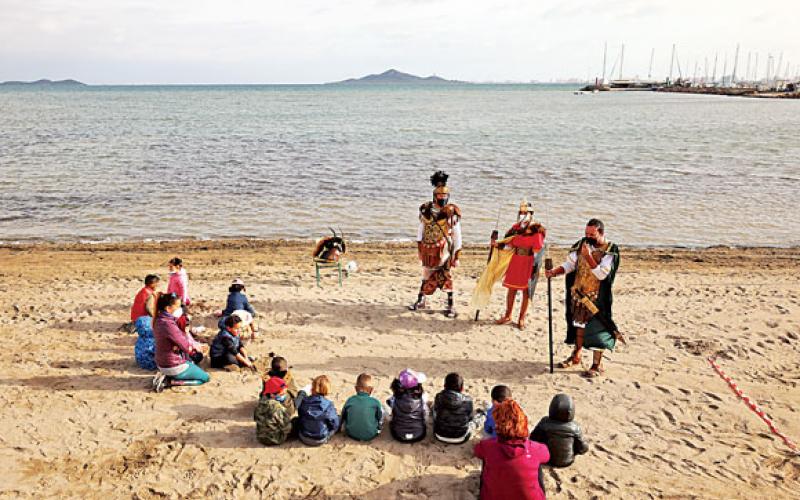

{"left": 545, "top": 218, "right": 620, "bottom": 377}
{"left": 493, "top": 200, "right": 546, "bottom": 329}
{"left": 408, "top": 171, "right": 462, "bottom": 318}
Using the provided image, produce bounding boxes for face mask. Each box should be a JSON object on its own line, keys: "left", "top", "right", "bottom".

{"left": 172, "top": 307, "right": 183, "bottom": 319}
{"left": 275, "top": 394, "right": 287, "bottom": 402}
{"left": 584, "top": 237, "right": 598, "bottom": 247}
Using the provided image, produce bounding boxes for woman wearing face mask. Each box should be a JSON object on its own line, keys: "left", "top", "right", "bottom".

{"left": 493, "top": 200, "right": 546, "bottom": 330}
{"left": 151, "top": 292, "right": 210, "bottom": 392}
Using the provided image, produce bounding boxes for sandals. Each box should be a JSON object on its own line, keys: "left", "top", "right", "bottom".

{"left": 584, "top": 364, "right": 604, "bottom": 378}
{"left": 516, "top": 319, "right": 526, "bottom": 330}
{"left": 444, "top": 308, "right": 458, "bottom": 319}
{"left": 558, "top": 355, "right": 581, "bottom": 369}
{"left": 495, "top": 316, "right": 512, "bottom": 325}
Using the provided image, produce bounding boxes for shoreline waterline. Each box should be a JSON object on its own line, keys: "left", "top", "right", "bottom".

{"left": 2, "top": 237, "right": 798, "bottom": 253}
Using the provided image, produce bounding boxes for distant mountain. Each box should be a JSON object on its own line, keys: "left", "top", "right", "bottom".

{"left": 0, "top": 79, "right": 87, "bottom": 87}
{"left": 328, "top": 69, "right": 463, "bottom": 85}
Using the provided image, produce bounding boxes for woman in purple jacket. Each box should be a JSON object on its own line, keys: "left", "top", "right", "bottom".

{"left": 152, "top": 293, "right": 210, "bottom": 392}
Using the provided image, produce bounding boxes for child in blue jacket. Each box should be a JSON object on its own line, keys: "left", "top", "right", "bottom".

{"left": 297, "top": 375, "right": 339, "bottom": 446}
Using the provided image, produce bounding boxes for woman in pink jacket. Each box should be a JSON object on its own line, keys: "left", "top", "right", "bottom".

{"left": 151, "top": 292, "right": 209, "bottom": 392}
{"left": 474, "top": 399, "right": 550, "bottom": 500}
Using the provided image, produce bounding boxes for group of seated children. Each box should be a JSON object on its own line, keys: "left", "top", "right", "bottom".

{"left": 254, "top": 361, "right": 588, "bottom": 498}
{"left": 130, "top": 261, "right": 265, "bottom": 390}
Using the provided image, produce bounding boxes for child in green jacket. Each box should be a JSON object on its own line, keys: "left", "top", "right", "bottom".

{"left": 341, "top": 373, "right": 384, "bottom": 441}
{"left": 254, "top": 377, "right": 294, "bottom": 445}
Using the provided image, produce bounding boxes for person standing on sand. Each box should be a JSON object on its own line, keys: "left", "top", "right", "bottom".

{"left": 492, "top": 200, "right": 546, "bottom": 330}
{"left": 545, "top": 219, "right": 620, "bottom": 377}
{"left": 408, "top": 171, "right": 462, "bottom": 318}
{"left": 167, "top": 257, "right": 190, "bottom": 310}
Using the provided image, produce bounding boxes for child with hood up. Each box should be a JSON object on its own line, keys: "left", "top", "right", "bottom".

{"left": 530, "top": 393, "right": 589, "bottom": 467}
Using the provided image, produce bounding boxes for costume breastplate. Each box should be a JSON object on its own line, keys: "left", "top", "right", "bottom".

{"left": 421, "top": 215, "right": 449, "bottom": 244}
{"left": 572, "top": 244, "right": 608, "bottom": 296}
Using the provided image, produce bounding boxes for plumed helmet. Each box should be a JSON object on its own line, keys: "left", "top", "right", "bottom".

{"left": 430, "top": 170, "right": 450, "bottom": 195}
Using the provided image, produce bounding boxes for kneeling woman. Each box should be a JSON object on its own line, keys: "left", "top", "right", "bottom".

{"left": 152, "top": 292, "right": 210, "bottom": 392}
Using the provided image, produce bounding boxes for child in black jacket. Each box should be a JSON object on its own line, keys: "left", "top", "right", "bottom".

{"left": 530, "top": 393, "right": 589, "bottom": 467}
{"left": 433, "top": 372, "right": 485, "bottom": 444}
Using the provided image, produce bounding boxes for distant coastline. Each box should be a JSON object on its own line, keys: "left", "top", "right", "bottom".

{"left": 326, "top": 68, "right": 466, "bottom": 85}
{"left": 0, "top": 78, "right": 87, "bottom": 87}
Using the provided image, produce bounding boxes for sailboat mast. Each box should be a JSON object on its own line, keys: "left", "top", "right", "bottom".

{"left": 648, "top": 48, "right": 655, "bottom": 80}
{"left": 619, "top": 44, "right": 625, "bottom": 80}
{"left": 722, "top": 54, "right": 728, "bottom": 86}
{"left": 601, "top": 42, "right": 608, "bottom": 83}
{"left": 753, "top": 53, "right": 759, "bottom": 82}
{"left": 731, "top": 44, "right": 740, "bottom": 84}
{"left": 712, "top": 53, "right": 718, "bottom": 85}
{"left": 669, "top": 44, "right": 676, "bottom": 82}
{"left": 745, "top": 52, "right": 751, "bottom": 83}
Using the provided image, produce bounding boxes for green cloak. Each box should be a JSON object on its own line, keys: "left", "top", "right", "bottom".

{"left": 564, "top": 238, "right": 620, "bottom": 350}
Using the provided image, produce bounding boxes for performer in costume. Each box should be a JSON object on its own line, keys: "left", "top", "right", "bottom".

{"left": 545, "top": 219, "right": 620, "bottom": 377}
{"left": 493, "top": 200, "right": 546, "bottom": 329}
{"left": 409, "top": 171, "right": 462, "bottom": 318}
{"left": 470, "top": 201, "right": 545, "bottom": 328}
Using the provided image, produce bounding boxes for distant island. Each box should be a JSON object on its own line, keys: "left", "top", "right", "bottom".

{"left": 327, "top": 69, "right": 464, "bottom": 85}
{"left": 0, "top": 79, "right": 87, "bottom": 87}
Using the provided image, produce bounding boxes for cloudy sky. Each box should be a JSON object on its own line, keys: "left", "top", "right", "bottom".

{"left": 1, "top": 0, "right": 798, "bottom": 84}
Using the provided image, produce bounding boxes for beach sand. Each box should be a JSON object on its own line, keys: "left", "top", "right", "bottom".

{"left": 0, "top": 240, "right": 798, "bottom": 499}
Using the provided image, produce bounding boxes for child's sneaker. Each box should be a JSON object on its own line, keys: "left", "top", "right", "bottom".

{"left": 152, "top": 372, "right": 167, "bottom": 393}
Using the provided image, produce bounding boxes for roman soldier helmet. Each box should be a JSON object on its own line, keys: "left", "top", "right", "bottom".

{"left": 518, "top": 199, "right": 533, "bottom": 225}
{"left": 431, "top": 171, "right": 450, "bottom": 205}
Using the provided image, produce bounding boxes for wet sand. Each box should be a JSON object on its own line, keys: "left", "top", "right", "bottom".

{"left": 0, "top": 240, "right": 798, "bottom": 499}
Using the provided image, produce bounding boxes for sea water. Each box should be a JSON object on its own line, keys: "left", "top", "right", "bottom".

{"left": 1, "top": 84, "right": 798, "bottom": 247}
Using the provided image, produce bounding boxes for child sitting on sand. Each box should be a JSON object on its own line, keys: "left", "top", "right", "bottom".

{"left": 210, "top": 315, "right": 256, "bottom": 372}
{"left": 341, "top": 373, "right": 384, "bottom": 441}
{"left": 433, "top": 372, "right": 486, "bottom": 444}
{"left": 261, "top": 355, "right": 299, "bottom": 411}
{"left": 484, "top": 385, "right": 512, "bottom": 439}
{"left": 388, "top": 368, "right": 429, "bottom": 443}
{"left": 254, "top": 377, "right": 294, "bottom": 445}
{"left": 220, "top": 278, "right": 258, "bottom": 340}
{"left": 530, "top": 393, "right": 589, "bottom": 468}
{"left": 297, "top": 375, "right": 339, "bottom": 446}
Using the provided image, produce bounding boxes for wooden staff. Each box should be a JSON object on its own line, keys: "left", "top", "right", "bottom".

{"left": 545, "top": 255, "right": 554, "bottom": 374}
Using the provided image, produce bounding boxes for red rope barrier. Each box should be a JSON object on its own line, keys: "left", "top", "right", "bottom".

{"left": 707, "top": 357, "right": 798, "bottom": 454}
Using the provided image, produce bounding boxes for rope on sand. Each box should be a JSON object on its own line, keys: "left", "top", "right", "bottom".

{"left": 707, "top": 356, "right": 799, "bottom": 454}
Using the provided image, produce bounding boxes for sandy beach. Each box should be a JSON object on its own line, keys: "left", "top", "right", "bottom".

{"left": 0, "top": 240, "right": 798, "bottom": 499}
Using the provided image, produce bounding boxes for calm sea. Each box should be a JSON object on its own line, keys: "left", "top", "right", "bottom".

{"left": 1, "top": 84, "right": 798, "bottom": 247}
